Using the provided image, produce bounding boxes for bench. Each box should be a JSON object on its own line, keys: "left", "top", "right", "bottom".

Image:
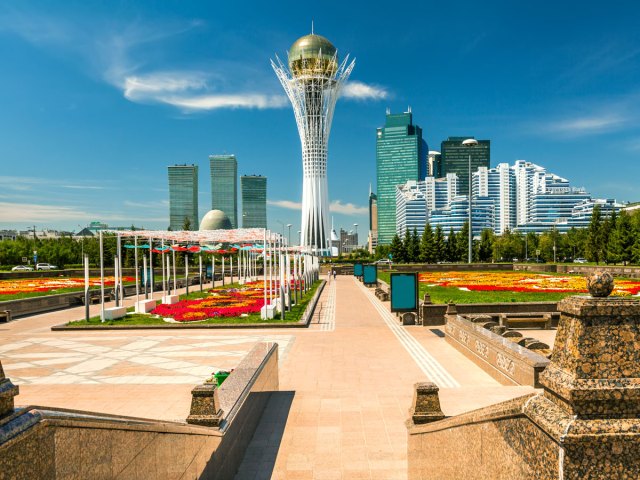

{"left": 104, "top": 306, "right": 127, "bottom": 320}
{"left": 499, "top": 313, "right": 553, "bottom": 329}
{"left": 0, "top": 310, "right": 11, "bottom": 323}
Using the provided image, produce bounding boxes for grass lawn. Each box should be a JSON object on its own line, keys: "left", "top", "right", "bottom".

{"left": 66, "top": 281, "right": 322, "bottom": 326}
{"left": 377, "top": 271, "right": 577, "bottom": 304}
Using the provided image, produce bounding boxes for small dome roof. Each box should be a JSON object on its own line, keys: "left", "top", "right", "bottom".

{"left": 200, "top": 210, "right": 232, "bottom": 231}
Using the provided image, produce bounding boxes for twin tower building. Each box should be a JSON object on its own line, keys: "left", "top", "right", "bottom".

{"left": 167, "top": 155, "right": 267, "bottom": 231}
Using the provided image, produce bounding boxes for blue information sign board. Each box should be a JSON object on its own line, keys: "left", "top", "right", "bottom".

{"left": 362, "top": 264, "right": 377, "bottom": 286}
{"left": 353, "top": 263, "right": 364, "bottom": 277}
{"left": 390, "top": 273, "right": 418, "bottom": 312}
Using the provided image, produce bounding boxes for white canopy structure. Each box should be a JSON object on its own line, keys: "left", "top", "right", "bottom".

{"left": 94, "top": 228, "right": 319, "bottom": 322}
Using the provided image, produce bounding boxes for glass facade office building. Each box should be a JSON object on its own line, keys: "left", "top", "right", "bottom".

{"left": 241, "top": 175, "right": 267, "bottom": 228}
{"left": 209, "top": 154, "right": 238, "bottom": 228}
{"left": 168, "top": 164, "right": 198, "bottom": 231}
{"left": 441, "top": 136, "right": 490, "bottom": 197}
{"left": 376, "top": 111, "right": 427, "bottom": 245}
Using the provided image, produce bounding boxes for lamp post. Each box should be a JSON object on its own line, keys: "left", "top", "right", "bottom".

{"left": 287, "top": 224, "right": 292, "bottom": 247}
{"left": 353, "top": 223, "right": 358, "bottom": 251}
{"left": 462, "top": 138, "right": 478, "bottom": 264}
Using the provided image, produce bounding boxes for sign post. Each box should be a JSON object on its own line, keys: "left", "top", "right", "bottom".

{"left": 390, "top": 273, "right": 418, "bottom": 313}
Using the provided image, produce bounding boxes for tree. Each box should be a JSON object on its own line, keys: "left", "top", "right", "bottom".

{"left": 601, "top": 210, "right": 617, "bottom": 264}
{"left": 182, "top": 216, "right": 192, "bottom": 231}
{"left": 446, "top": 228, "right": 458, "bottom": 262}
{"left": 586, "top": 205, "right": 603, "bottom": 264}
{"left": 612, "top": 211, "right": 634, "bottom": 265}
{"left": 433, "top": 225, "right": 446, "bottom": 263}
{"left": 419, "top": 224, "right": 436, "bottom": 263}
{"left": 389, "top": 234, "right": 405, "bottom": 263}
{"left": 478, "top": 229, "right": 494, "bottom": 262}
{"left": 458, "top": 221, "right": 470, "bottom": 262}
{"left": 375, "top": 244, "right": 390, "bottom": 261}
{"left": 403, "top": 229, "right": 420, "bottom": 263}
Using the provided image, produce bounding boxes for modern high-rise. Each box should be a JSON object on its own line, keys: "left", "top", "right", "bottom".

{"left": 240, "top": 175, "right": 267, "bottom": 228}
{"left": 376, "top": 110, "right": 428, "bottom": 245}
{"left": 441, "top": 136, "right": 490, "bottom": 196}
{"left": 209, "top": 154, "right": 238, "bottom": 228}
{"left": 473, "top": 163, "right": 516, "bottom": 234}
{"left": 368, "top": 188, "right": 378, "bottom": 253}
{"left": 168, "top": 164, "right": 198, "bottom": 231}
{"left": 272, "top": 32, "right": 354, "bottom": 253}
{"left": 427, "top": 150, "right": 442, "bottom": 177}
{"left": 396, "top": 181, "right": 428, "bottom": 238}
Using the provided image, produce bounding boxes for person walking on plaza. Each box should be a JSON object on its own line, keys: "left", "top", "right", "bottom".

{"left": 333, "top": 269, "right": 336, "bottom": 280}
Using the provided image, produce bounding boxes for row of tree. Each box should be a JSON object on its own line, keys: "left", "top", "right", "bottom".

{"left": 0, "top": 235, "right": 200, "bottom": 269}
{"left": 378, "top": 206, "right": 640, "bottom": 265}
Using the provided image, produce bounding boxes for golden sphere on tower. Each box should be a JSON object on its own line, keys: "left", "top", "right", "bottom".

{"left": 288, "top": 34, "right": 338, "bottom": 77}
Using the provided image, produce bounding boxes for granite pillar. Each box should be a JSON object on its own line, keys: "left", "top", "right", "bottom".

{"left": 524, "top": 294, "right": 640, "bottom": 478}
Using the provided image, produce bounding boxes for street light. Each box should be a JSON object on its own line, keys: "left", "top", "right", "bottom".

{"left": 286, "top": 224, "right": 292, "bottom": 246}
{"left": 462, "top": 138, "right": 479, "bottom": 264}
{"left": 353, "top": 223, "right": 358, "bottom": 251}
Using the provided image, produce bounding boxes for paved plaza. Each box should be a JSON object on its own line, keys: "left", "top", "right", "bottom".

{"left": 0, "top": 277, "right": 537, "bottom": 478}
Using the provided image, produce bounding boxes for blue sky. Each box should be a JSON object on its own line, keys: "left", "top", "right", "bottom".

{"left": 1, "top": 1, "right": 640, "bottom": 237}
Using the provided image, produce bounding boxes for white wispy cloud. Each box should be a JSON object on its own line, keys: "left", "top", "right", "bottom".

{"left": 329, "top": 200, "right": 368, "bottom": 215}
{"left": 268, "top": 200, "right": 302, "bottom": 210}
{"left": 0, "top": 202, "right": 93, "bottom": 222}
{"left": 61, "top": 185, "right": 105, "bottom": 190}
{"left": 0, "top": 11, "right": 386, "bottom": 113}
{"left": 549, "top": 113, "right": 628, "bottom": 135}
{"left": 157, "top": 93, "right": 288, "bottom": 111}
{"left": 0, "top": 176, "right": 105, "bottom": 191}
{"left": 268, "top": 199, "right": 367, "bottom": 216}
{"left": 123, "top": 199, "right": 169, "bottom": 208}
{"left": 342, "top": 81, "right": 388, "bottom": 100}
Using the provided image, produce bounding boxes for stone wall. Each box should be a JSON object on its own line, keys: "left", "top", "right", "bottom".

{"left": 0, "top": 343, "right": 279, "bottom": 479}
{"left": 444, "top": 315, "right": 549, "bottom": 387}
{"left": 407, "top": 294, "right": 640, "bottom": 479}
{"left": 421, "top": 302, "right": 558, "bottom": 326}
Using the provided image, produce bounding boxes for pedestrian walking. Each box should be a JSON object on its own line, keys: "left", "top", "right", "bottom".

{"left": 332, "top": 269, "right": 336, "bottom": 280}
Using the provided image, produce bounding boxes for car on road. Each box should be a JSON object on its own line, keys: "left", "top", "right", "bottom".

{"left": 36, "top": 263, "right": 58, "bottom": 270}
{"left": 11, "top": 265, "right": 34, "bottom": 271}
{"left": 573, "top": 258, "right": 588, "bottom": 264}
{"left": 374, "top": 259, "right": 393, "bottom": 265}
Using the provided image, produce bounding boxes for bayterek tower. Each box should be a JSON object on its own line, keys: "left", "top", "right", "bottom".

{"left": 272, "top": 32, "right": 354, "bottom": 254}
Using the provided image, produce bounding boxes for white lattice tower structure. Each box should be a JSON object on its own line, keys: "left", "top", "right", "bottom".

{"left": 272, "top": 33, "right": 354, "bottom": 254}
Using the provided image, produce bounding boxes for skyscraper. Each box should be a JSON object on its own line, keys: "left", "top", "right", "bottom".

{"left": 241, "top": 175, "right": 267, "bottom": 228}
{"left": 209, "top": 154, "right": 238, "bottom": 228}
{"left": 441, "top": 136, "right": 490, "bottom": 196}
{"left": 168, "top": 164, "right": 198, "bottom": 231}
{"left": 427, "top": 150, "right": 442, "bottom": 177}
{"left": 368, "top": 188, "right": 378, "bottom": 253}
{"left": 272, "top": 32, "right": 354, "bottom": 253}
{"left": 376, "top": 110, "right": 428, "bottom": 245}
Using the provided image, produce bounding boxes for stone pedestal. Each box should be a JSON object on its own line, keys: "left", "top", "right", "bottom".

{"left": 134, "top": 299, "right": 156, "bottom": 314}
{"left": 0, "top": 360, "right": 19, "bottom": 418}
{"left": 410, "top": 382, "right": 445, "bottom": 425}
{"left": 186, "top": 383, "right": 223, "bottom": 427}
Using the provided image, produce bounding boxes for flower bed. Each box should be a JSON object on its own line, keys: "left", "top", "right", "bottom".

{"left": 0, "top": 276, "right": 133, "bottom": 296}
{"left": 151, "top": 281, "right": 268, "bottom": 322}
{"left": 418, "top": 271, "right": 640, "bottom": 296}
